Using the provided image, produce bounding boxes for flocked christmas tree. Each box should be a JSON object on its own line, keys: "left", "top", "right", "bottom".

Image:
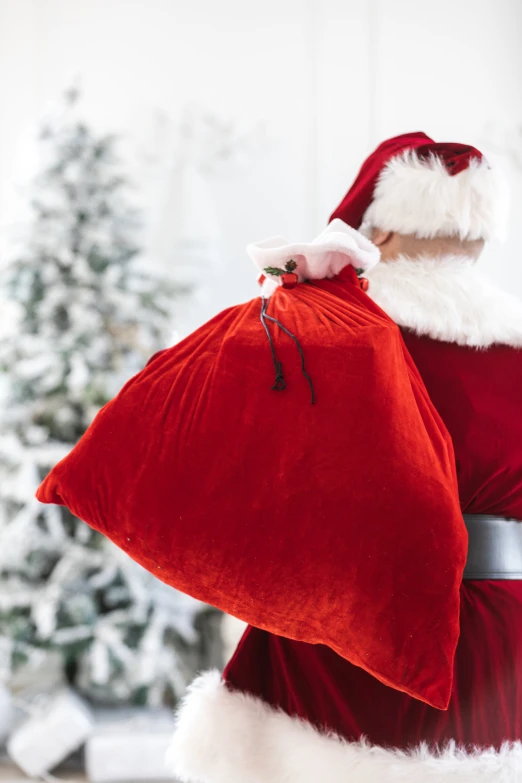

{"left": 0, "top": 89, "right": 222, "bottom": 707}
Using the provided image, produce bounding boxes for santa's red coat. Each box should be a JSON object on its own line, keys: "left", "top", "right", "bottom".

{"left": 170, "top": 257, "right": 522, "bottom": 783}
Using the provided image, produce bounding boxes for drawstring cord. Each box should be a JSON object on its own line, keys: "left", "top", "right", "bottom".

{"left": 260, "top": 298, "right": 286, "bottom": 392}
{"left": 260, "top": 297, "right": 316, "bottom": 404}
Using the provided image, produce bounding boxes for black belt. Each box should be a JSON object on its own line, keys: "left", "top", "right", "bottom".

{"left": 463, "top": 514, "right": 522, "bottom": 580}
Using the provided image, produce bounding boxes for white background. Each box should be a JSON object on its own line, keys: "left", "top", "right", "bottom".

{"left": 1, "top": 0, "right": 522, "bottom": 323}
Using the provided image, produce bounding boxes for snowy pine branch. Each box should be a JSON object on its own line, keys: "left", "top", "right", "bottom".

{"left": 0, "top": 90, "right": 218, "bottom": 707}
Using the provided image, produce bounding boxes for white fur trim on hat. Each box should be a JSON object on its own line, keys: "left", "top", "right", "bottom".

{"left": 366, "top": 255, "right": 522, "bottom": 348}
{"left": 167, "top": 671, "right": 522, "bottom": 783}
{"left": 361, "top": 151, "right": 509, "bottom": 241}
{"left": 248, "top": 219, "right": 380, "bottom": 298}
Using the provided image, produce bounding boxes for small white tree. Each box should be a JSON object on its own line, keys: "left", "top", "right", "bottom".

{"left": 0, "top": 89, "right": 221, "bottom": 706}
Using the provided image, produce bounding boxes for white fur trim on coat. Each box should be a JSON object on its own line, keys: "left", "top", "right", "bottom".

{"left": 366, "top": 256, "right": 522, "bottom": 348}
{"left": 168, "top": 671, "right": 522, "bottom": 783}
{"left": 361, "top": 150, "right": 509, "bottom": 241}
{"left": 248, "top": 219, "right": 380, "bottom": 297}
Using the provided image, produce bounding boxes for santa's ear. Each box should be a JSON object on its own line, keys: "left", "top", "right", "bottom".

{"left": 370, "top": 229, "right": 394, "bottom": 247}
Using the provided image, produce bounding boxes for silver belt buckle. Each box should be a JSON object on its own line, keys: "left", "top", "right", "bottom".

{"left": 463, "top": 514, "right": 522, "bottom": 580}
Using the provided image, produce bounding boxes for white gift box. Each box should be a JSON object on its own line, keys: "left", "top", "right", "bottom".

{"left": 86, "top": 709, "right": 176, "bottom": 782}
{"left": 7, "top": 689, "right": 93, "bottom": 778}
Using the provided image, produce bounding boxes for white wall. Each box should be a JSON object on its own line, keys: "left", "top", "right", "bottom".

{"left": 1, "top": 0, "right": 522, "bottom": 321}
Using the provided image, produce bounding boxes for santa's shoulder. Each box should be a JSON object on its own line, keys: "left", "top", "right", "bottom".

{"left": 366, "top": 256, "right": 522, "bottom": 349}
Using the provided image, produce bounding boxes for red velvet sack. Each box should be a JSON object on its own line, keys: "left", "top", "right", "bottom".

{"left": 37, "top": 225, "right": 467, "bottom": 709}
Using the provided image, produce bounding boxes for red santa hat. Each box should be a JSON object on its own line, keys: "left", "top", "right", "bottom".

{"left": 330, "top": 132, "right": 508, "bottom": 241}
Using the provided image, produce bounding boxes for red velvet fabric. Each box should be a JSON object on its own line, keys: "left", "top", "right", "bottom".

{"left": 37, "top": 267, "right": 466, "bottom": 709}
{"left": 400, "top": 332, "right": 522, "bottom": 519}
{"left": 224, "top": 335, "right": 522, "bottom": 747}
{"left": 224, "top": 580, "right": 522, "bottom": 749}
{"left": 329, "top": 132, "right": 485, "bottom": 230}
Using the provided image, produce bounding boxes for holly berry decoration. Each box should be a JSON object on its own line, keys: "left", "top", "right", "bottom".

{"left": 264, "top": 259, "right": 299, "bottom": 289}
{"left": 353, "top": 266, "right": 369, "bottom": 292}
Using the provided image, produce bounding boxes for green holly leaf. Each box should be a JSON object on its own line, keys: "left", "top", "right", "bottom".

{"left": 263, "top": 266, "right": 285, "bottom": 277}
{"left": 263, "top": 259, "right": 298, "bottom": 277}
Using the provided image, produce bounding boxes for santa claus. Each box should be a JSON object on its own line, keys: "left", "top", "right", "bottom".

{"left": 169, "top": 132, "right": 522, "bottom": 782}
